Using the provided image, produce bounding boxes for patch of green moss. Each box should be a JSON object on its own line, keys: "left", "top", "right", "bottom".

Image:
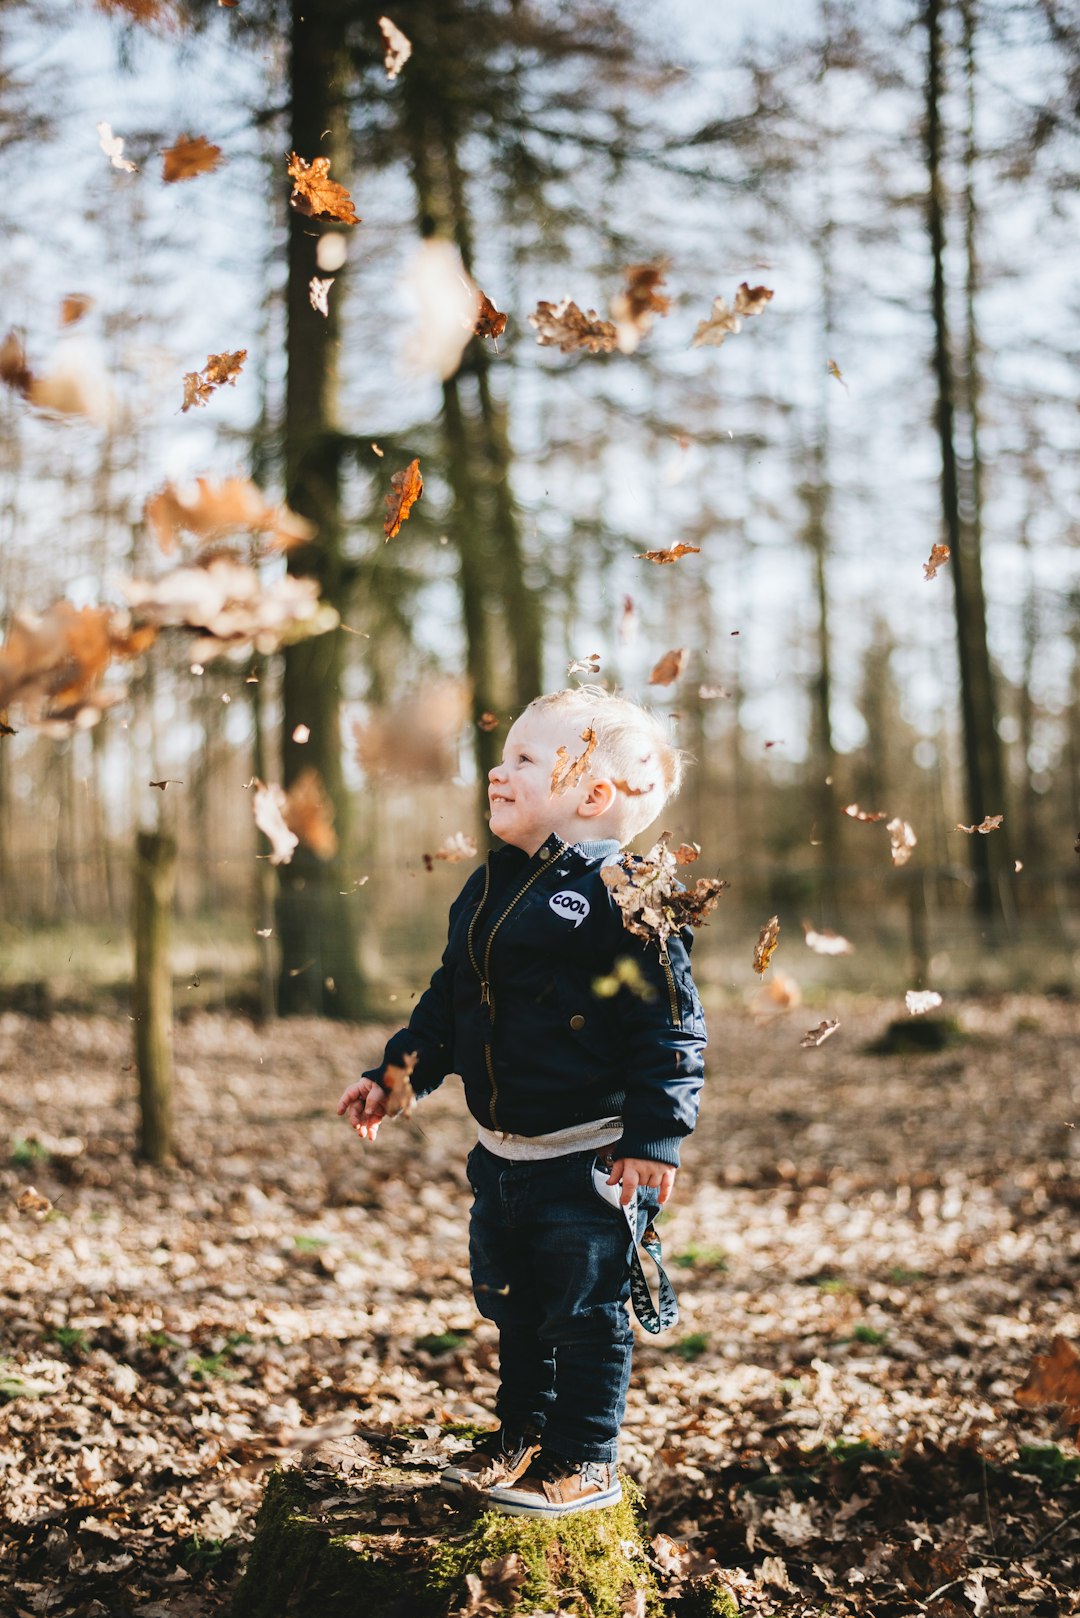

{"left": 670, "top": 1580, "right": 740, "bottom": 1618}
{"left": 867, "top": 1015, "right": 965, "bottom": 1056}
{"left": 1014, "top": 1446, "right": 1080, "bottom": 1487}
{"left": 427, "top": 1479, "right": 660, "bottom": 1618}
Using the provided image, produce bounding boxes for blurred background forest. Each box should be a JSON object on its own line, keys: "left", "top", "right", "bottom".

{"left": 2, "top": 0, "right": 1079, "bottom": 1019}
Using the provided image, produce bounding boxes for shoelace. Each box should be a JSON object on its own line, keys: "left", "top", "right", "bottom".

{"left": 523, "top": 1449, "right": 576, "bottom": 1483}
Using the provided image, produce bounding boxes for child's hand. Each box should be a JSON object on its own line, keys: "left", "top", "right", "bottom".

{"left": 336, "top": 1077, "right": 388, "bottom": 1141}
{"left": 606, "top": 1157, "right": 677, "bottom": 1207}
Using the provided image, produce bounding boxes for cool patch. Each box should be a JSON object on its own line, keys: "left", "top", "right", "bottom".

{"left": 548, "top": 890, "right": 590, "bottom": 927}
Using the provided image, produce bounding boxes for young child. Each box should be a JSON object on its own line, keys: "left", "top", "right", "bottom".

{"left": 336, "top": 687, "right": 707, "bottom": 1517}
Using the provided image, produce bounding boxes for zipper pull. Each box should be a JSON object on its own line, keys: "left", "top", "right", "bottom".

{"left": 480, "top": 980, "right": 491, "bottom": 1008}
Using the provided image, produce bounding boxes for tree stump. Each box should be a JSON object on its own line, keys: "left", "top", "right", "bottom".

{"left": 231, "top": 1426, "right": 736, "bottom": 1618}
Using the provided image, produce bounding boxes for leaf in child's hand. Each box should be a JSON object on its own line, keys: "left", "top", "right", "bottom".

{"left": 287, "top": 151, "right": 361, "bottom": 224}
{"left": 649, "top": 647, "right": 687, "bottom": 686}
{"left": 162, "top": 134, "right": 223, "bottom": 183}
{"left": 955, "top": 814, "right": 1003, "bottom": 835}
{"left": 1015, "top": 1336, "right": 1080, "bottom": 1444}
{"left": 551, "top": 726, "right": 597, "bottom": 795}
{"left": 474, "top": 290, "right": 507, "bottom": 340}
{"left": 887, "top": 817, "right": 917, "bottom": 866}
{"left": 422, "top": 832, "right": 477, "bottom": 870}
{"left": 801, "top": 1018, "right": 840, "bottom": 1048}
{"left": 924, "top": 543, "right": 950, "bottom": 580}
{"left": 528, "top": 297, "right": 617, "bottom": 353}
{"left": 634, "top": 543, "right": 700, "bottom": 565}
{"left": 383, "top": 458, "right": 423, "bottom": 540}
{"left": 753, "top": 915, "right": 780, "bottom": 975}
{"left": 378, "top": 14, "right": 412, "bottom": 79}
{"left": 381, "top": 1051, "right": 419, "bottom": 1119}
{"left": 181, "top": 350, "right": 246, "bottom": 412}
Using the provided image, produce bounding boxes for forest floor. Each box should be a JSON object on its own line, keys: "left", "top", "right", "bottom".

{"left": 2, "top": 994, "right": 1079, "bottom": 1617}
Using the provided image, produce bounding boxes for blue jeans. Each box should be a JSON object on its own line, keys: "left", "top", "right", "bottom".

{"left": 466, "top": 1143, "right": 659, "bottom": 1464}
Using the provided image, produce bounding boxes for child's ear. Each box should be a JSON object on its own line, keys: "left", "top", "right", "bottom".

{"left": 579, "top": 777, "right": 617, "bottom": 819}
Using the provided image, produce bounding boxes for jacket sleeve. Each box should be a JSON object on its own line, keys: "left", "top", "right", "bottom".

{"left": 360, "top": 865, "right": 485, "bottom": 1099}
{"left": 609, "top": 921, "right": 707, "bottom": 1169}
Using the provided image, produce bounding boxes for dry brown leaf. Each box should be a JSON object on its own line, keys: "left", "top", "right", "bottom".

{"left": 181, "top": 350, "right": 246, "bottom": 412}
{"left": 162, "top": 135, "right": 223, "bottom": 183}
{"left": 801, "top": 922, "right": 853, "bottom": 956}
{"left": 474, "top": 290, "right": 507, "bottom": 341}
{"left": 906, "top": 990, "right": 943, "bottom": 1015}
{"left": 924, "top": 543, "right": 951, "bottom": 580}
{"left": 149, "top": 779, "right": 182, "bottom": 791}
{"left": 843, "top": 803, "right": 889, "bottom": 823}
{"left": 94, "top": 0, "right": 182, "bottom": 26}
{"left": 381, "top": 1051, "right": 419, "bottom": 1120}
{"left": 454, "top": 1551, "right": 529, "bottom": 1618}
{"left": 0, "top": 330, "right": 33, "bottom": 396}
{"left": 144, "top": 475, "right": 314, "bottom": 554}
{"left": 611, "top": 260, "right": 671, "bottom": 354}
{"left": 422, "top": 832, "right": 478, "bottom": 871}
{"left": 735, "top": 282, "right": 774, "bottom": 317}
{"left": 283, "top": 768, "right": 337, "bottom": 859}
{"left": 827, "top": 358, "right": 848, "bottom": 390}
{"left": 0, "top": 602, "right": 156, "bottom": 731}
{"left": 120, "top": 556, "right": 337, "bottom": 658}
{"left": 1015, "top": 1337, "right": 1080, "bottom": 1442}
{"left": 378, "top": 15, "right": 412, "bottom": 79}
{"left": 528, "top": 298, "right": 617, "bottom": 354}
{"left": 887, "top": 817, "right": 917, "bottom": 866}
{"left": 287, "top": 152, "right": 360, "bottom": 225}
{"left": 955, "top": 815, "right": 1003, "bottom": 835}
{"left": 251, "top": 779, "right": 298, "bottom": 865}
{"left": 477, "top": 712, "right": 499, "bottom": 733}
{"left": 634, "top": 543, "right": 700, "bottom": 565}
{"left": 309, "top": 277, "right": 334, "bottom": 317}
{"left": 383, "top": 459, "right": 423, "bottom": 541}
{"left": 96, "top": 121, "right": 137, "bottom": 172}
{"left": 800, "top": 1019, "right": 840, "bottom": 1048}
{"left": 60, "top": 294, "right": 93, "bottom": 328}
{"left": 649, "top": 647, "right": 687, "bottom": 687}
{"left": 551, "top": 726, "right": 597, "bottom": 795}
{"left": 1, "top": 330, "right": 113, "bottom": 423}
{"left": 16, "top": 1186, "right": 52, "bottom": 1215}
{"left": 692, "top": 283, "right": 772, "bottom": 349}
{"left": 674, "top": 843, "right": 700, "bottom": 864}
{"left": 567, "top": 652, "right": 601, "bottom": 676}
{"left": 753, "top": 915, "right": 780, "bottom": 976}
{"left": 602, "top": 833, "right": 727, "bottom": 948}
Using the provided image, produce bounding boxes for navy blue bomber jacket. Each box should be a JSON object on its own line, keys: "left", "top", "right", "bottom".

{"left": 362, "top": 833, "right": 708, "bottom": 1167}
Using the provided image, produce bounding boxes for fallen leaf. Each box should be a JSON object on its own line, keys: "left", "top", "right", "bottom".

{"left": 801, "top": 1019, "right": 840, "bottom": 1048}
{"left": 611, "top": 260, "right": 671, "bottom": 354}
{"left": 551, "top": 726, "right": 597, "bottom": 795}
{"left": 180, "top": 350, "right": 246, "bottom": 412}
{"left": 96, "top": 120, "right": 137, "bottom": 173}
{"left": 634, "top": 543, "right": 700, "bottom": 565}
{"left": 802, "top": 922, "right": 853, "bottom": 956}
{"left": 422, "top": 832, "right": 478, "bottom": 870}
{"left": 162, "top": 134, "right": 222, "bottom": 183}
{"left": 567, "top": 652, "right": 601, "bottom": 677}
{"left": 649, "top": 648, "right": 687, "bottom": 686}
{"left": 955, "top": 815, "right": 1003, "bottom": 835}
{"left": 60, "top": 294, "right": 93, "bottom": 327}
{"left": 753, "top": 915, "right": 780, "bottom": 976}
{"left": 287, "top": 152, "right": 360, "bottom": 225}
{"left": 16, "top": 1187, "right": 52, "bottom": 1215}
{"left": 474, "top": 290, "right": 507, "bottom": 341}
{"left": 843, "top": 803, "right": 888, "bottom": 822}
{"left": 1015, "top": 1336, "right": 1080, "bottom": 1442}
{"left": 905, "top": 989, "right": 943, "bottom": 1015}
{"left": 528, "top": 297, "right": 617, "bottom": 354}
{"left": 378, "top": 15, "right": 412, "bottom": 79}
{"left": 309, "top": 277, "right": 334, "bottom": 317}
{"left": 924, "top": 543, "right": 951, "bottom": 580}
{"left": 384, "top": 459, "right": 423, "bottom": 541}
{"left": 887, "top": 817, "right": 917, "bottom": 866}
{"left": 759, "top": 1553, "right": 794, "bottom": 1591}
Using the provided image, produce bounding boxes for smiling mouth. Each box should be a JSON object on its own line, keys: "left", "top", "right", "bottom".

{"left": 489, "top": 793, "right": 514, "bottom": 805}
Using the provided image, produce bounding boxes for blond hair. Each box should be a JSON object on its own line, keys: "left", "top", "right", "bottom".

{"left": 525, "top": 685, "right": 686, "bottom": 843}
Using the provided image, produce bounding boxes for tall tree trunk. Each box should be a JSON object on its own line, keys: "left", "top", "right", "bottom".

{"left": 133, "top": 830, "right": 176, "bottom": 1164}
{"left": 277, "top": 0, "right": 366, "bottom": 1016}
{"left": 924, "top": 0, "right": 1009, "bottom": 928}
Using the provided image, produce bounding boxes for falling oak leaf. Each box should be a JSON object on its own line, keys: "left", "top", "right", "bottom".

{"left": 474, "top": 290, "right": 507, "bottom": 341}
{"left": 250, "top": 779, "right": 299, "bottom": 865}
{"left": 380, "top": 1050, "right": 419, "bottom": 1119}
{"left": 674, "top": 842, "right": 700, "bottom": 864}
{"left": 1015, "top": 1336, "right": 1080, "bottom": 1443}
{"left": 528, "top": 298, "right": 617, "bottom": 354}
{"left": 477, "top": 712, "right": 499, "bottom": 732}
{"left": 552, "top": 726, "right": 597, "bottom": 795}
{"left": 567, "top": 652, "right": 601, "bottom": 676}
{"left": 692, "top": 282, "right": 773, "bottom": 349}
{"left": 144, "top": 475, "right": 314, "bottom": 554}
{"left": 162, "top": 134, "right": 223, "bottom": 183}
{"left": 924, "top": 542, "right": 951, "bottom": 580}
{"left": 283, "top": 767, "right": 337, "bottom": 859}
{"left": 378, "top": 15, "right": 412, "bottom": 79}
{"left": 955, "top": 814, "right": 1003, "bottom": 835}
{"left": 887, "top": 817, "right": 917, "bottom": 866}
{"left": 383, "top": 458, "right": 423, "bottom": 540}
{"left": 802, "top": 922, "right": 853, "bottom": 956}
{"left": 827, "top": 358, "right": 848, "bottom": 390}
{"left": 16, "top": 1186, "right": 53, "bottom": 1215}
{"left": 611, "top": 261, "right": 671, "bottom": 354}
{"left": 602, "top": 833, "right": 727, "bottom": 948}
{"left": 634, "top": 543, "right": 700, "bottom": 565}
{"left": 149, "top": 779, "right": 183, "bottom": 790}
{"left": 649, "top": 648, "right": 687, "bottom": 686}
{"left": 309, "top": 277, "right": 334, "bottom": 317}
{"left": 422, "top": 832, "right": 478, "bottom": 871}
{"left": 286, "top": 152, "right": 360, "bottom": 225}
{"left": 906, "top": 989, "right": 943, "bottom": 1015}
{"left": 181, "top": 350, "right": 246, "bottom": 413}
{"left": 801, "top": 1018, "right": 840, "bottom": 1048}
{"left": 60, "top": 294, "right": 94, "bottom": 328}
{"left": 0, "top": 602, "right": 156, "bottom": 733}
{"left": 753, "top": 915, "right": 780, "bottom": 976}
{"left": 96, "top": 121, "right": 137, "bottom": 173}
{"left": 843, "top": 803, "right": 889, "bottom": 823}
{"left": 735, "top": 282, "right": 774, "bottom": 317}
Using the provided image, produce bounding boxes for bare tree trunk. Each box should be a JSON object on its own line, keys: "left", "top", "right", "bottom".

{"left": 249, "top": 657, "right": 277, "bottom": 1022}
{"left": 133, "top": 830, "right": 176, "bottom": 1164}
{"left": 924, "top": 0, "right": 1009, "bottom": 927}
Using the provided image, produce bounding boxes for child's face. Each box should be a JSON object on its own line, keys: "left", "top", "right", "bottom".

{"left": 487, "top": 709, "right": 616, "bottom": 855}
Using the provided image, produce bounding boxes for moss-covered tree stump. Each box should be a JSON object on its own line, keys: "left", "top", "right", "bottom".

{"left": 232, "top": 1426, "right": 736, "bottom": 1618}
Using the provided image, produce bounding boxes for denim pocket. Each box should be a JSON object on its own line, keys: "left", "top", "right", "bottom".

{"left": 589, "top": 1155, "right": 636, "bottom": 1219}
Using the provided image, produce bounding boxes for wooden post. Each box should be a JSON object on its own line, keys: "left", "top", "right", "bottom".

{"left": 133, "top": 830, "right": 177, "bottom": 1163}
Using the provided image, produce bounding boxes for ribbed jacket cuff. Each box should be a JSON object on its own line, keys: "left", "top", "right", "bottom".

{"left": 612, "top": 1132, "right": 684, "bottom": 1168}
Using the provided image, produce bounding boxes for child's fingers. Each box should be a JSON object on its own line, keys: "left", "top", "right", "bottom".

{"left": 618, "top": 1166, "right": 640, "bottom": 1206}
{"left": 336, "top": 1082, "right": 364, "bottom": 1115}
{"left": 657, "top": 1168, "right": 677, "bottom": 1206}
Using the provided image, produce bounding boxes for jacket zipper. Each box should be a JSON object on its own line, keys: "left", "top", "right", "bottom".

{"left": 469, "top": 840, "right": 566, "bottom": 1127}
{"left": 658, "top": 941, "right": 683, "bottom": 1030}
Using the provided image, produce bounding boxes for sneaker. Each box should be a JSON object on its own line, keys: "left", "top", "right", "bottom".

{"left": 486, "top": 1448, "right": 622, "bottom": 1517}
{"left": 440, "top": 1427, "right": 542, "bottom": 1492}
